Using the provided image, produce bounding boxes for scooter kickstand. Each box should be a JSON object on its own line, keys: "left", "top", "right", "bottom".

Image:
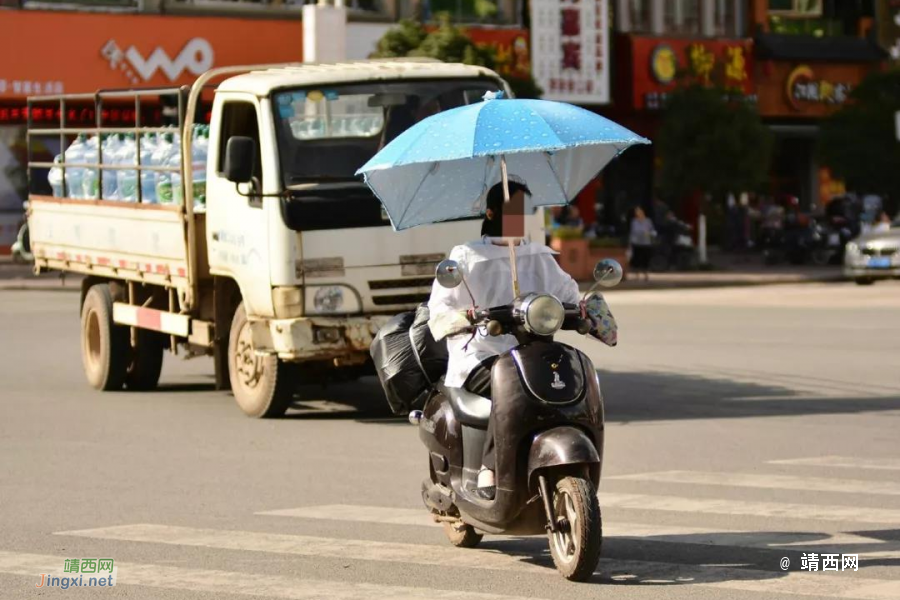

{"left": 538, "top": 474, "right": 557, "bottom": 533}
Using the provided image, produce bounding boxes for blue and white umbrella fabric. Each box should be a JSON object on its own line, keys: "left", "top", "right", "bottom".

{"left": 357, "top": 93, "right": 650, "bottom": 231}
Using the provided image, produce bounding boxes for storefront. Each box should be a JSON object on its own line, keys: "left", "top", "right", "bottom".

{"left": 754, "top": 38, "right": 884, "bottom": 210}
{"left": 0, "top": 10, "right": 304, "bottom": 252}
{"left": 596, "top": 34, "right": 754, "bottom": 231}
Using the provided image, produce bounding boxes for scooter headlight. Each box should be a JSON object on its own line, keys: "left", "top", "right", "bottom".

{"left": 521, "top": 294, "right": 565, "bottom": 336}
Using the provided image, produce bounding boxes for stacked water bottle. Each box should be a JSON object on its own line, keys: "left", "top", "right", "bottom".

{"left": 48, "top": 125, "right": 209, "bottom": 210}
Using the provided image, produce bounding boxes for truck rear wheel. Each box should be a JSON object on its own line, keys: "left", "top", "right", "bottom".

{"left": 81, "top": 284, "right": 129, "bottom": 391}
{"left": 228, "top": 303, "right": 294, "bottom": 418}
{"left": 125, "top": 330, "right": 165, "bottom": 391}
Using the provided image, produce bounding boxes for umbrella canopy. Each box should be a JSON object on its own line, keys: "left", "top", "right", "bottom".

{"left": 357, "top": 95, "right": 650, "bottom": 230}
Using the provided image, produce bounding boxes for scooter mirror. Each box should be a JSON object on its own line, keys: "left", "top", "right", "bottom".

{"left": 435, "top": 260, "right": 463, "bottom": 289}
{"left": 593, "top": 259, "right": 623, "bottom": 288}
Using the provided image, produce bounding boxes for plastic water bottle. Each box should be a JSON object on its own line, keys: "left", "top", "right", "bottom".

{"left": 81, "top": 135, "right": 100, "bottom": 199}
{"left": 192, "top": 125, "right": 208, "bottom": 210}
{"left": 100, "top": 134, "right": 123, "bottom": 200}
{"left": 48, "top": 154, "right": 64, "bottom": 197}
{"left": 116, "top": 134, "right": 138, "bottom": 202}
{"left": 155, "top": 132, "right": 177, "bottom": 205}
{"left": 139, "top": 134, "right": 158, "bottom": 204}
{"left": 63, "top": 134, "right": 87, "bottom": 199}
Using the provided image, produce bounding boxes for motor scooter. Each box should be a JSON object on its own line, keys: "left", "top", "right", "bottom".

{"left": 411, "top": 258, "right": 622, "bottom": 581}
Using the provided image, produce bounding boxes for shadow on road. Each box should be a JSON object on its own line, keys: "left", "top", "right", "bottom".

{"left": 275, "top": 370, "right": 900, "bottom": 424}
{"left": 478, "top": 527, "right": 897, "bottom": 586}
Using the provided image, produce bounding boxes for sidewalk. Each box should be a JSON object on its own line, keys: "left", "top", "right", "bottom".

{"left": 1, "top": 253, "right": 844, "bottom": 292}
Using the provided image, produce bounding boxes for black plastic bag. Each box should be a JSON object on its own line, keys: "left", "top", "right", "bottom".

{"left": 371, "top": 304, "right": 447, "bottom": 415}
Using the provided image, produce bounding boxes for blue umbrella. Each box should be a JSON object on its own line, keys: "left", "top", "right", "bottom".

{"left": 357, "top": 94, "right": 650, "bottom": 231}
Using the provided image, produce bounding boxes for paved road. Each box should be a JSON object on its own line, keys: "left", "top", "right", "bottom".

{"left": 1, "top": 282, "right": 898, "bottom": 600}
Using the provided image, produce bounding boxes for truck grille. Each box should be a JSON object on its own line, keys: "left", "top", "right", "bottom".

{"left": 369, "top": 277, "right": 434, "bottom": 290}
{"left": 368, "top": 277, "right": 434, "bottom": 307}
{"left": 862, "top": 247, "right": 898, "bottom": 257}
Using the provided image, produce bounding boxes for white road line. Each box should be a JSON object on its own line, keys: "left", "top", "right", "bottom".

{"left": 38, "top": 529, "right": 900, "bottom": 600}
{"left": 258, "top": 504, "right": 440, "bottom": 527}
{"left": 55, "top": 524, "right": 548, "bottom": 574}
{"left": 608, "top": 471, "right": 900, "bottom": 496}
{"left": 260, "top": 505, "right": 900, "bottom": 559}
{"left": 769, "top": 456, "right": 900, "bottom": 471}
{"left": 0, "top": 550, "right": 533, "bottom": 600}
{"left": 601, "top": 493, "right": 900, "bottom": 525}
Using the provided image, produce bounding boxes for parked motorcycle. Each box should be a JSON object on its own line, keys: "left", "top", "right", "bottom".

{"left": 651, "top": 215, "right": 698, "bottom": 271}
{"left": 411, "top": 258, "right": 622, "bottom": 581}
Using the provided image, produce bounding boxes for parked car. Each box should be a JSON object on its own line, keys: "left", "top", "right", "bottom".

{"left": 844, "top": 221, "right": 900, "bottom": 285}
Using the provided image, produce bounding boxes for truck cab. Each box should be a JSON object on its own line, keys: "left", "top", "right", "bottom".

{"left": 25, "top": 60, "right": 544, "bottom": 417}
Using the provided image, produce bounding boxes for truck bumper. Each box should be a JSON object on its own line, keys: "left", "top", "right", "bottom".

{"left": 248, "top": 315, "right": 392, "bottom": 362}
{"left": 843, "top": 266, "right": 900, "bottom": 280}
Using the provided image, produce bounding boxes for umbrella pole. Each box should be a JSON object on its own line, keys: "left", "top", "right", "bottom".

{"left": 501, "top": 155, "right": 510, "bottom": 203}
{"left": 507, "top": 238, "right": 520, "bottom": 297}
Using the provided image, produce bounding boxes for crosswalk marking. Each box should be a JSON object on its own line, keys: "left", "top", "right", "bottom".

{"left": 258, "top": 504, "right": 440, "bottom": 527}
{"left": 608, "top": 471, "right": 900, "bottom": 496}
{"left": 769, "top": 456, "right": 900, "bottom": 471}
{"left": 55, "top": 524, "right": 549, "bottom": 574}
{"left": 260, "top": 504, "right": 900, "bottom": 559}
{"left": 44, "top": 527, "right": 900, "bottom": 600}
{"left": 0, "top": 551, "right": 533, "bottom": 600}
{"left": 601, "top": 493, "right": 900, "bottom": 525}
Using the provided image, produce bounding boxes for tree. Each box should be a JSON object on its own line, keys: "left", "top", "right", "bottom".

{"left": 370, "top": 15, "right": 542, "bottom": 99}
{"left": 819, "top": 69, "right": 900, "bottom": 208}
{"left": 657, "top": 84, "right": 772, "bottom": 203}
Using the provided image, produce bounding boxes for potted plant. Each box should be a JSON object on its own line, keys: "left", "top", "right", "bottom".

{"left": 550, "top": 226, "right": 590, "bottom": 280}
{"left": 588, "top": 236, "right": 629, "bottom": 276}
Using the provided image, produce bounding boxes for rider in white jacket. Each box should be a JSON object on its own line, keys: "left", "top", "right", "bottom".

{"left": 428, "top": 181, "right": 581, "bottom": 499}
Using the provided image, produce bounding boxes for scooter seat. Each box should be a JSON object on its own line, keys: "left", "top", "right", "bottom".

{"left": 444, "top": 386, "right": 491, "bottom": 428}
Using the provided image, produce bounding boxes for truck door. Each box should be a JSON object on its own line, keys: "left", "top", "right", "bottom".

{"left": 207, "top": 95, "right": 275, "bottom": 317}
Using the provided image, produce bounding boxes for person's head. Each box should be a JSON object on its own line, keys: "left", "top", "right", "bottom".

{"left": 879, "top": 211, "right": 891, "bottom": 223}
{"left": 634, "top": 206, "right": 646, "bottom": 220}
{"left": 482, "top": 180, "right": 531, "bottom": 237}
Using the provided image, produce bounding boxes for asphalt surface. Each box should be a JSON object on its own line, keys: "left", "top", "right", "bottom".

{"left": 0, "top": 282, "right": 898, "bottom": 600}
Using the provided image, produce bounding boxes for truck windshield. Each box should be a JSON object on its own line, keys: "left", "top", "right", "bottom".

{"left": 271, "top": 78, "right": 503, "bottom": 185}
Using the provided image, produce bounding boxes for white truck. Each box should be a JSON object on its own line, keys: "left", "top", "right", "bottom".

{"left": 26, "top": 60, "right": 542, "bottom": 417}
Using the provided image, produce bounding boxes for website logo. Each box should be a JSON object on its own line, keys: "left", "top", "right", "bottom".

{"left": 102, "top": 38, "right": 214, "bottom": 84}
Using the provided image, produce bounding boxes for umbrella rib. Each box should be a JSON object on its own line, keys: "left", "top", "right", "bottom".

{"left": 395, "top": 163, "right": 435, "bottom": 228}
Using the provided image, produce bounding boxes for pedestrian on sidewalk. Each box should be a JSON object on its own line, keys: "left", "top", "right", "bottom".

{"left": 629, "top": 206, "right": 655, "bottom": 281}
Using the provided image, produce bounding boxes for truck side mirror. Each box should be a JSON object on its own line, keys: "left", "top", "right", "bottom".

{"left": 224, "top": 136, "right": 256, "bottom": 184}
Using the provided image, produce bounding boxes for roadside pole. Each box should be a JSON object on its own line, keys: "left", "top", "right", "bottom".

{"left": 303, "top": 0, "right": 348, "bottom": 63}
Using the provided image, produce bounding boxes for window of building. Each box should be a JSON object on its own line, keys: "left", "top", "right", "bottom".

{"left": 622, "top": 0, "right": 652, "bottom": 32}
{"left": 713, "top": 0, "right": 737, "bottom": 36}
{"left": 665, "top": 0, "right": 701, "bottom": 35}
{"left": 768, "top": 0, "right": 874, "bottom": 37}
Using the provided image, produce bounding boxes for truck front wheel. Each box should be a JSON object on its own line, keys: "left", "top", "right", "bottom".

{"left": 81, "top": 284, "right": 129, "bottom": 391}
{"left": 228, "top": 303, "right": 294, "bottom": 418}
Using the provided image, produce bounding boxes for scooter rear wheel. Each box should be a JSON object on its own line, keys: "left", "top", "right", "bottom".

{"left": 443, "top": 521, "right": 483, "bottom": 548}
{"left": 547, "top": 476, "right": 602, "bottom": 581}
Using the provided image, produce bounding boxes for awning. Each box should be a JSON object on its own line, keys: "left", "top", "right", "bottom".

{"left": 755, "top": 33, "right": 887, "bottom": 62}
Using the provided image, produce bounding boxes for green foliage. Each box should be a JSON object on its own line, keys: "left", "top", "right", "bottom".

{"left": 551, "top": 226, "right": 585, "bottom": 240}
{"left": 370, "top": 19, "right": 428, "bottom": 58}
{"left": 819, "top": 69, "right": 900, "bottom": 203}
{"left": 370, "top": 15, "right": 542, "bottom": 98}
{"left": 657, "top": 84, "right": 772, "bottom": 202}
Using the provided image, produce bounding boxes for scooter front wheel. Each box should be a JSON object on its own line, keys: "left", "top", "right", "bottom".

{"left": 547, "top": 476, "right": 602, "bottom": 581}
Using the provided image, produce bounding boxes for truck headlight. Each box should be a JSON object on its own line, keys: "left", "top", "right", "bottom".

{"left": 313, "top": 286, "right": 344, "bottom": 313}
{"left": 522, "top": 294, "right": 565, "bottom": 336}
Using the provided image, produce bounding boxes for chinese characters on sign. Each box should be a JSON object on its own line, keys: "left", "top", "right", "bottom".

{"left": 0, "top": 80, "right": 63, "bottom": 96}
{"left": 531, "top": 0, "right": 609, "bottom": 103}
{"left": 63, "top": 558, "right": 115, "bottom": 574}
{"left": 635, "top": 38, "right": 755, "bottom": 110}
{"left": 786, "top": 65, "right": 852, "bottom": 111}
{"left": 799, "top": 553, "right": 858, "bottom": 572}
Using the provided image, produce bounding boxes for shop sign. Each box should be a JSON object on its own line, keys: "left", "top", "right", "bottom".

{"left": 464, "top": 28, "right": 531, "bottom": 81}
{"left": 530, "top": 0, "right": 609, "bottom": 103}
{"left": 630, "top": 37, "right": 754, "bottom": 110}
{"left": 786, "top": 65, "right": 852, "bottom": 110}
{"left": 876, "top": 0, "right": 900, "bottom": 60}
{"left": 0, "top": 11, "right": 302, "bottom": 100}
